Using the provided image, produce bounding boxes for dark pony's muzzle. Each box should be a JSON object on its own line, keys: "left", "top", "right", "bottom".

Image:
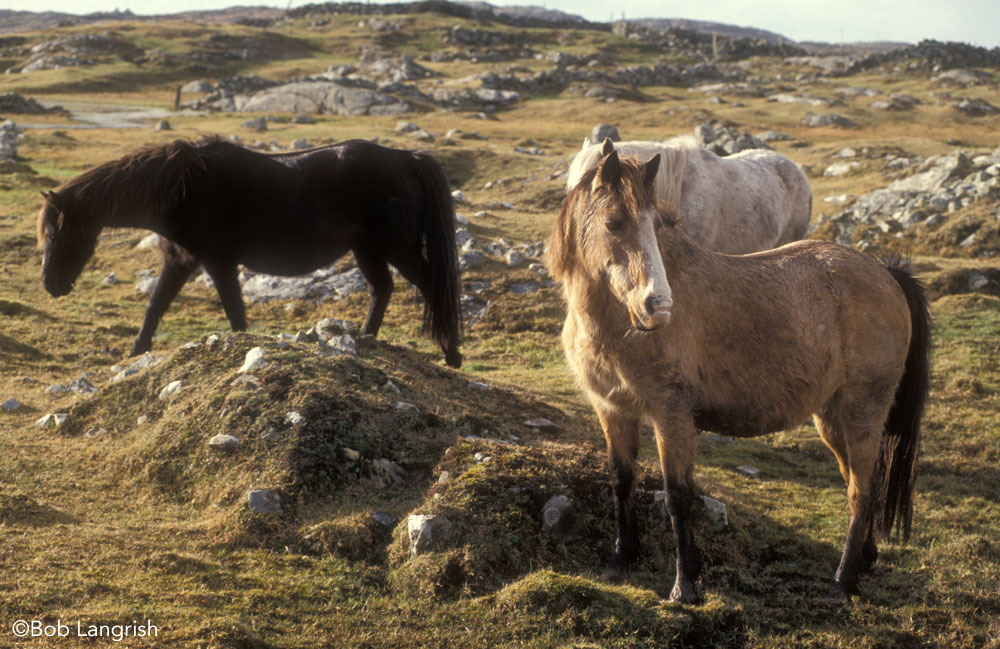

{"left": 42, "top": 268, "right": 73, "bottom": 297}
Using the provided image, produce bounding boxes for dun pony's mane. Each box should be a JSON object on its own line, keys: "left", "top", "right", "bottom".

{"left": 51, "top": 135, "right": 221, "bottom": 229}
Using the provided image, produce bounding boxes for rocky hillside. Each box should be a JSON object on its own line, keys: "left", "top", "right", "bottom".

{"left": 0, "top": 3, "right": 998, "bottom": 648}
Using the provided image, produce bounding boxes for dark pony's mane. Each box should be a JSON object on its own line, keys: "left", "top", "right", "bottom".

{"left": 53, "top": 136, "right": 221, "bottom": 229}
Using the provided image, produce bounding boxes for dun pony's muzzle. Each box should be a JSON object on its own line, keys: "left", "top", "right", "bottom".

{"left": 628, "top": 291, "right": 672, "bottom": 331}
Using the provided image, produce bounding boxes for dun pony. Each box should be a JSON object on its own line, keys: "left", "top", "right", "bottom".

{"left": 37, "top": 137, "right": 463, "bottom": 367}
{"left": 549, "top": 149, "right": 929, "bottom": 602}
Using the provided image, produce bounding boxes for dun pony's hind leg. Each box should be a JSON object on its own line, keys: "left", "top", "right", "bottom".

{"left": 130, "top": 249, "right": 198, "bottom": 356}
{"left": 827, "top": 409, "right": 885, "bottom": 599}
{"left": 594, "top": 407, "right": 641, "bottom": 582}
{"left": 353, "top": 246, "right": 394, "bottom": 337}
{"left": 202, "top": 261, "right": 247, "bottom": 332}
{"left": 650, "top": 410, "right": 701, "bottom": 604}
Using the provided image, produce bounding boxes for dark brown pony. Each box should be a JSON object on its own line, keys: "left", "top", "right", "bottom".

{"left": 548, "top": 144, "right": 930, "bottom": 602}
{"left": 37, "top": 137, "right": 462, "bottom": 367}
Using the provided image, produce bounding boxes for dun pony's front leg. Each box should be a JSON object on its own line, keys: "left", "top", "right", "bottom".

{"left": 131, "top": 247, "right": 199, "bottom": 356}
{"left": 650, "top": 409, "right": 702, "bottom": 604}
{"left": 594, "top": 406, "right": 642, "bottom": 582}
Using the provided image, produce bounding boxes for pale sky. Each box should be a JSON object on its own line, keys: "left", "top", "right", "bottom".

{"left": 2, "top": 0, "right": 998, "bottom": 48}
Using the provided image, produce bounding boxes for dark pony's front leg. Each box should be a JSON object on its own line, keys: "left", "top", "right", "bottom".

{"left": 353, "top": 245, "right": 394, "bottom": 337}
{"left": 651, "top": 410, "right": 702, "bottom": 604}
{"left": 202, "top": 260, "right": 247, "bottom": 332}
{"left": 131, "top": 242, "right": 198, "bottom": 356}
{"left": 595, "top": 407, "right": 642, "bottom": 582}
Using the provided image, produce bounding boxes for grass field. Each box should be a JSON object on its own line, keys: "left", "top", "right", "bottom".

{"left": 0, "top": 8, "right": 998, "bottom": 648}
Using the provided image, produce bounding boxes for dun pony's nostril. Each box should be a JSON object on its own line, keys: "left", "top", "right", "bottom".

{"left": 645, "top": 295, "right": 660, "bottom": 316}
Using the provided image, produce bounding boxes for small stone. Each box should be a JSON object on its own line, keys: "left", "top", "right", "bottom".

{"left": 591, "top": 124, "right": 620, "bottom": 143}
{"left": 467, "top": 381, "right": 490, "bottom": 391}
{"left": 371, "top": 511, "right": 398, "bottom": 533}
{"left": 736, "top": 466, "right": 760, "bottom": 477}
{"left": 968, "top": 272, "right": 989, "bottom": 291}
{"left": 230, "top": 374, "right": 262, "bottom": 389}
{"left": 542, "top": 494, "right": 573, "bottom": 532}
{"left": 392, "top": 401, "right": 420, "bottom": 413}
{"left": 153, "top": 119, "right": 171, "bottom": 131}
{"left": 45, "top": 383, "right": 66, "bottom": 395}
{"left": 523, "top": 417, "right": 559, "bottom": 433}
{"left": 239, "top": 347, "right": 268, "bottom": 373}
{"left": 242, "top": 117, "right": 267, "bottom": 131}
{"left": 701, "top": 496, "right": 728, "bottom": 529}
{"left": 343, "top": 447, "right": 360, "bottom": 462}
{"left": 474, "top": 452, "right": 492, "bottom": 463}
{"left": 452, "top": 190, "right": 469, "bottom": 205}
{"left": 102, "top": 273, "right": 117, "bottom": 286}
{"left": 136, "top": 233, "right": 160, "bottom": 248}
{"left": 135, "top": 276, "right": 158, "bottom": 294}
{"left": 158, "top": 380, "right": 183, "bottom": 400}
{"left": 67, "top": 376, "right": 97, "bottom": 394}
{"left": 437, "top": 471, "right": 451, "bottom": 485}
{"left": 702, "top": 432, "right": 733, "bottom": 445}
{"left": 291, "top": 138, "right": 309, "bottom": 150}
{"left": 395, "top": 120, "right": 419, "bottom": 133}
{"left": 286, "top": 411, "right": 306, "bottom": 427}
{"left": 2, "top": 398, "right": 22, "bottom": 411}
{"left": 209, "top": 434, "right": 240, "bottom": 453}
{"left": 505, "top": 250, "right": 525, "bottom": 267}
{"left": 137, "top": 415, "right": 149, "bottom": 425}
{"left": 407, "top": 514, "right": 453, "bottom": 557}
{"left": 247, "top": 489, "right": 282, "bottom": 515}
{"left": 34, "top": 413, "right": 68, "bottom": 428}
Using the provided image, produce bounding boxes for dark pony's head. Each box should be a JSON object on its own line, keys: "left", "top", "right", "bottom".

{"left": 37, "top": 189, "right": 98, "bottom": 297}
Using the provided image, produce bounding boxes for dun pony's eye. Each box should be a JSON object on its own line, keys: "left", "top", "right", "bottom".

{"left": 605, "top": 219, "right": 625, "bottom": 233}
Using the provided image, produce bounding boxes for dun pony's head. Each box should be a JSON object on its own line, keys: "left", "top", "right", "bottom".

{"left": 548, "top": 138, "right": 675, "bottom": 331}
{"left": 37, "top": 190, "right": 96, "bottom": 297}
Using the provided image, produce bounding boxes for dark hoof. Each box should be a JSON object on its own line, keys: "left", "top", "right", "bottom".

{"left": 669, "top": 578, "right": 702, "bottom": 605}
{"left": 445, "top": 348, "right": 462, "bottom": 368}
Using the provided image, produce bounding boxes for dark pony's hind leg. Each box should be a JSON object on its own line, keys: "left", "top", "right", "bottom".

{"left": 131, "top": 244, "right": 199, "bottom": 356}
{"left": 595, "top": 407, "right": 642, "bottom": 583}
{"left": 202, "top": 260, "right": 247, "bottom": 332}
{"left": 353, "top": 246, "right": 394, "bottom": 337}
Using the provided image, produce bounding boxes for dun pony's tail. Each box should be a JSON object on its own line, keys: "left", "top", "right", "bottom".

{"left": 873, "top": 261, "right": 931, "bottom": 541}
{"left": 412, "top": 151, "right": 463, "bottom": 368}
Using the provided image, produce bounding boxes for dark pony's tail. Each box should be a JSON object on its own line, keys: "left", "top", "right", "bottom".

{"left": 873, "top": 261, "right": 931, "bottom": 541}
{"left": 411, "top": 151, "right": 462, "bottom": 368}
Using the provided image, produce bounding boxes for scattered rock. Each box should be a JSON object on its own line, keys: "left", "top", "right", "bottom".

{"left": 392, "top": 401, "right": 420, "bottom": 413}
{"left": 209, "top": 434, "right": 240, "bottom": 453}
{"left": 242, "top": 117, "right": 267, "bottom": 131}
{"left": 239, "top": 347, "right": 268, "bottom": 373}
{"left": 153, "top": 119, "right": 171, "bottom": 131}
{"left": 541, "top": 494, "right": 573, "bottom": 533}
{"left": 34, "top": 413, "right": 68, "bottom": 428}
{"left": 1, "top": 398, "right": 22, "bottom": 412}
{"left": 802, "top": 112, "right": 857, "bottom": 128}
{"left": 736, "top": 466, "right": 760, "bottom": 477}
{"left": 407, "top": 514, "right": 453, "bottom": 557}
{"left": 523, "top": 417, "right": 559, "bottom": 433}
{"left": 44, "top": 384, "right": 66, "bottom": 395}
{"left": 247, "top": 489, "right": 282, "bottom": 515}
{"left": 701, "top": 496, "right": 728, "bottom": 529}
{"left": 591, "top": 124, "right": 620, "bottom": 142}
{"left": 285, "top": 411, "right": 306, "bottom": 427}
{"left": 135, "top": 276, "right": 158, "bottom": 294}
{"left": 158, "top": 380, "right": 183, "bottom": 400}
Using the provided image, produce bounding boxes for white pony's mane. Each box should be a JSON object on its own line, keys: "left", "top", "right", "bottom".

{"left": 566, "top": 136, "right": 696, "bottom": 208}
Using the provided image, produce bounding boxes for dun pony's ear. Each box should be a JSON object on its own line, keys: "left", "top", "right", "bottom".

{"left": 642, "top": 153, "right": 661, "bottom": 194}
{"left": 582, "top": 137, "right": 592, "bottom": 149}
{"left": 595, "top": 149, "right": 622, "bottom": 189}
{"left": 601, "top": 137, "right": 615, "bottom": 156}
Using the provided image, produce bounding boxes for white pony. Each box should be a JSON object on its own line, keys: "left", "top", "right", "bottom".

{"left": 566, "top": 136, "right": 812, "bottom": 254}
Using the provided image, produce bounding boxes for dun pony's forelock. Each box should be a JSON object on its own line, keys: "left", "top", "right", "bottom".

{"left": 550, "top": 156, "right": 661, "bottom": 281}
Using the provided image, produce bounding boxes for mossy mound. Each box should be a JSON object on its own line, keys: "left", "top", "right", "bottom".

{"left": 57, "top": 332, "right": 565, "bottom": 546}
